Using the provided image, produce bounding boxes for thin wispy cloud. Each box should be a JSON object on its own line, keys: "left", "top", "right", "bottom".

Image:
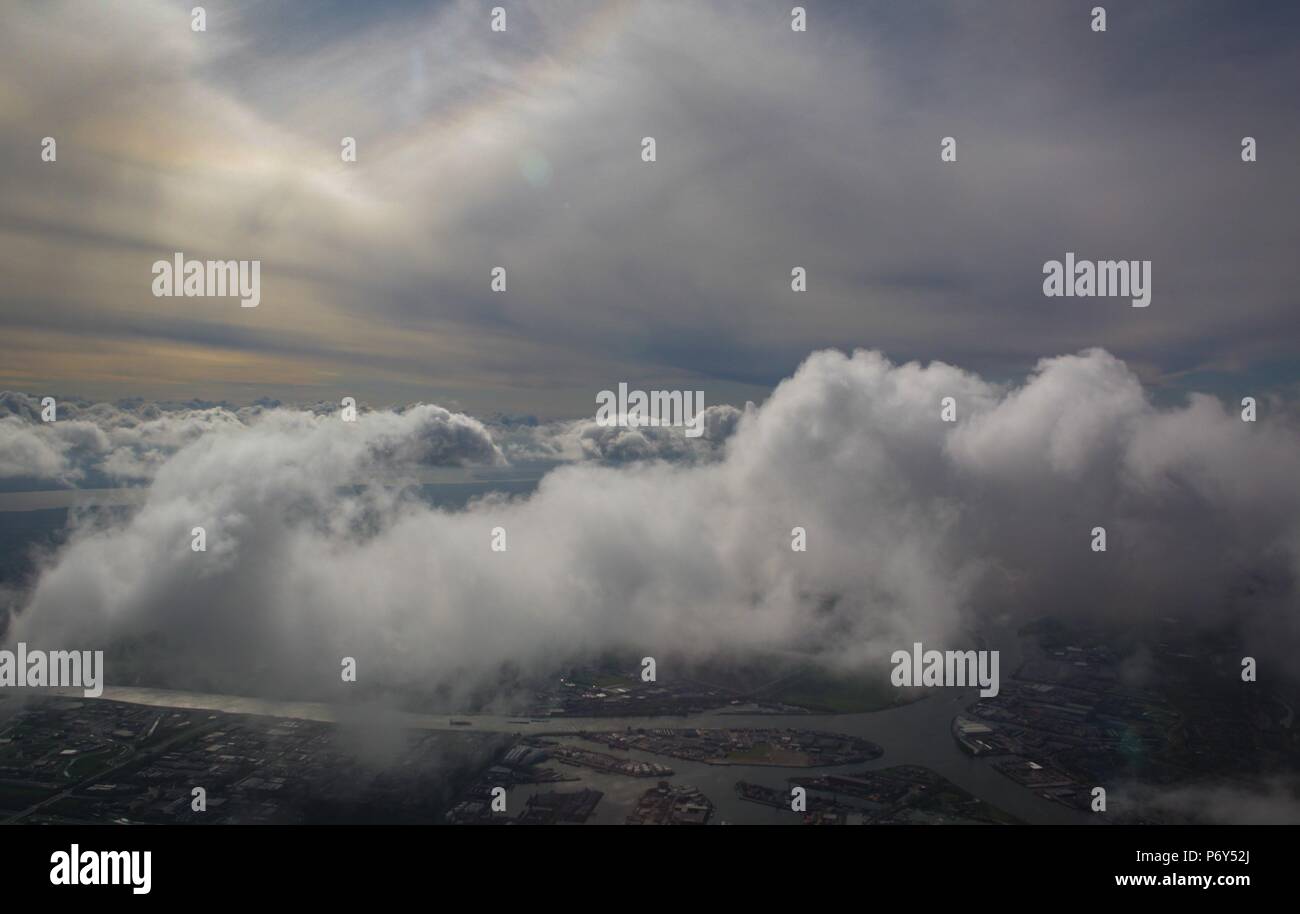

{"left": 1, "top": 1, "right": 1296, "bottom": 409}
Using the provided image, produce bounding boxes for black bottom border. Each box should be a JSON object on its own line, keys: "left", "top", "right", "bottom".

{"left": 0, "top": 824, "right": 1281, "bottom": 899}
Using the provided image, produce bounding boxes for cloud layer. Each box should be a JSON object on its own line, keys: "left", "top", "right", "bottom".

{"left": 5, "top": 348, "right": 1299, "bottom": 705}
{"left": 0, "top": 391, "right": 738, "bottom": 486}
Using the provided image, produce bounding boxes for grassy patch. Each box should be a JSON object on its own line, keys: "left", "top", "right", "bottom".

{"left": 764, "top": 668, "right": 901, "bottom": 713}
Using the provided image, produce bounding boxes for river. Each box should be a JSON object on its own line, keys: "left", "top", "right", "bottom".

{"left": 57, "top": 627, "right": 1090, "bottom": 825}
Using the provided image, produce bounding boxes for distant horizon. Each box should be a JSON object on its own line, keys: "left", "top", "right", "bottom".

{"left": 3, "top": 341, "right": 1290, "bottom": 419}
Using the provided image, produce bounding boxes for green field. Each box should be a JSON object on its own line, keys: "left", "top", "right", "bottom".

{"left": 762, "top": 668, "right": 906, "bottom": 713}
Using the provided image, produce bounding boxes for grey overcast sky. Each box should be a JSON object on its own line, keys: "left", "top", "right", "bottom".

{"left": 1, "top": 0, "right": 1297, "bottom": 416}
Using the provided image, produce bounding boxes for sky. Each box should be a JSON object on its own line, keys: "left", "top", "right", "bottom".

{"left": 2, "top": 0, "right": 1298, "bottom": 416}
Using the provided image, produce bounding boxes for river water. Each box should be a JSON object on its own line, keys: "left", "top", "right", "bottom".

{"left": 61, "top": 628, "right": 1090, "bottom": 825}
